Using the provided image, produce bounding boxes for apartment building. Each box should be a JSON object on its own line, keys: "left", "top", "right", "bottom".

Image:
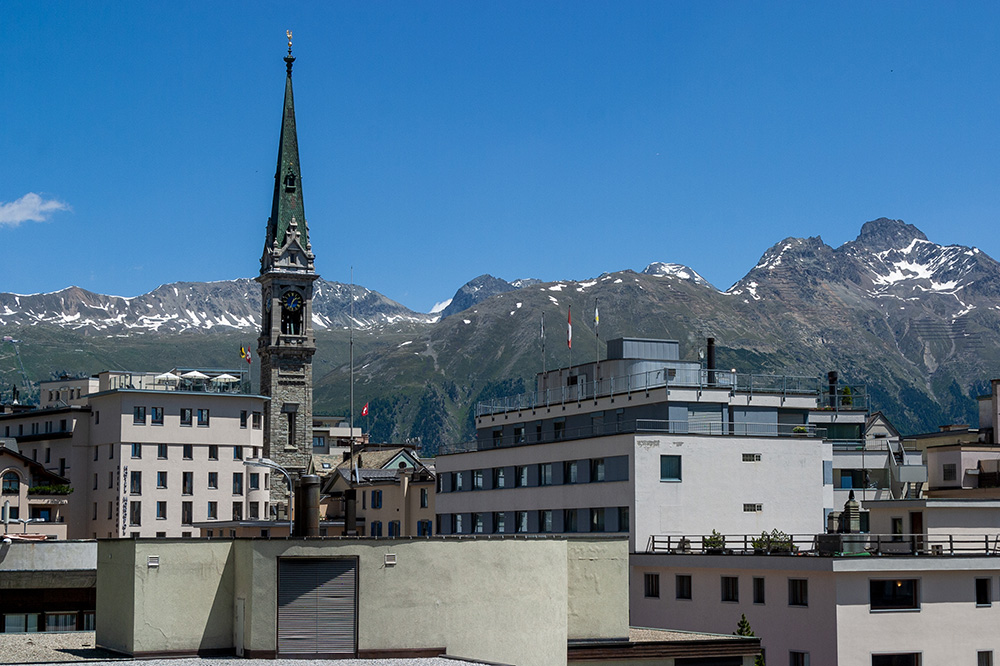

{"left": 1, "top": 439, "right": 71, "bottom": 539}
{"left": 436, "top": 338, "right": 872, "bottom": 550}
{"left": 322, "top": 446, "right": 436, "bottom": 536}
{"left": 0, "top": 369, "right": 267, "bottom": 538}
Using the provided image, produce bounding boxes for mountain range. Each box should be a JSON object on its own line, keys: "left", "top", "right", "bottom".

{"left": 1, "top": 217, "right": 997, "bottom": 453}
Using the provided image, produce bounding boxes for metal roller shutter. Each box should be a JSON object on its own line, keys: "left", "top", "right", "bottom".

{"left": 277, "top": 557, "right": 358, "bottom": 657}
{"left": 688, "top": 405, "right": 723, "bottom": 435}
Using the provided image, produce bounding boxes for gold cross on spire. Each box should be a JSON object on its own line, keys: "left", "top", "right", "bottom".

{"left": 286, "top": 30, "right": 293, "bottom": 55}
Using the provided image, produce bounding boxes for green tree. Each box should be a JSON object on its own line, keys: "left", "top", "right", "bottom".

{"left": 734, "top": 614, "right": 765, "bottom": 665}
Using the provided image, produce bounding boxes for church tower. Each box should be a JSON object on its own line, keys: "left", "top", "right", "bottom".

{"left": 257, "top": 34, "right": 318, "bottom": 512}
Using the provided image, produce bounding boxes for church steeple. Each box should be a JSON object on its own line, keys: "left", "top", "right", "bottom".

{"left": 256, "top": 32, "right": 320, "bottom": 518}
{"left": 264, "top": 30, "right": 309, "bottom": 262}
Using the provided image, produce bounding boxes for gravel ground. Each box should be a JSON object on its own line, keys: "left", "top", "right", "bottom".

{"left": 0, "top": 633, "right": 483, "bottom": 666}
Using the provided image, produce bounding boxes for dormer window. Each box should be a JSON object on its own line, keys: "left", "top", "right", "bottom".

{"left": 284, "top": 171, "right": 297, "bottom": 192}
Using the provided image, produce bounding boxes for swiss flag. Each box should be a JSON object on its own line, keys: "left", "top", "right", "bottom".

{"left": 567, "top": 307, "right": 572, "bottom": 349}
{"left": 361, "top": 402, "right": 369, "bottom": 417}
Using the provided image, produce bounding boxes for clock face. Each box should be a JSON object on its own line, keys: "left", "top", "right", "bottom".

{"left": 282, "top": 291, "right": 303, "bottom": 312}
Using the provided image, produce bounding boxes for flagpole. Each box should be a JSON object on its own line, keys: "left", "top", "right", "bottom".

{"left": 350, "top": 267, "right": 355, "bottom": 455}
{"left": 594, "top": 298, "right": 600, "bottom": 393}
{"left": 541, "top": 312, "right": 546, "bottom": 377}
{"left": 568, "top": 306, "right": 573, "bottom": 369}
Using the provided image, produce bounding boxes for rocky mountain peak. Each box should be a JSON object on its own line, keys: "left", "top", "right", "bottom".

{"left": 641, "top": 262, "right": 716, "bottom": 289}
{"left": 852, "top": 218, "right": 928, "bottom": 252}
{"left": 438, "top": 274, "right": 520, "bottom": 320}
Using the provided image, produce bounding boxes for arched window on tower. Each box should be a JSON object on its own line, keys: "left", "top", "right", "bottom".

{"left": 284, "top": 171, "right": 297, "bottom": 192}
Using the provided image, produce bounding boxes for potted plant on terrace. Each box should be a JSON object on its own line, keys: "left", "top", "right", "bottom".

{"left": 703, "top": 529, "right": 726, "bottom": 554}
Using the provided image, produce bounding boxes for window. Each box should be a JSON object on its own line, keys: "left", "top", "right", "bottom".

{"left": 234, "top": 445, "right": 243, "bottom": 460}
{"left": 516, "top": 466, "right": 529, "bottom": 487}
{"left": 92, "top": 502, "right": 98, "bottom": 520}
{"left": 452, "top": 514, "right": 463, "bottom": 534}
{"left": 129, "top": 501, "right": 141, "bottom": 526}
{"left": 789, "top": 652, "right": 810, "bottom": 666}
{"left": 977, "top": 578, "right": 992, "bottom": 606}
{"left": 590, "top": 507, "right": 605, "bottom": 532}
{"left": 891, "top": 517, "right": 904, "bottom": 541}
{"left": 417, "top": 519, "right": 433, "bottom": 536}
{"left": 370, "top": 521, "right": 383, "bottom": 537}
{"left": 554, "top": 419, "right": 565, "bottom": 440}
{"left": 591, "top": 458, "right": 606, "bottom": 482}
{"left": 197, "top": 409, "right": 210, "bottom": 426}
{"left": 208, "top": 472, "right": 218, "bottom": 489}
{"left": 515, "top": 511, "right": 528, "bottom": 533}
{"left": 108, "top": 502, "right": 113, "bottom": 519}
{"left": 181, "top": 501, "right": 192, "bottom": 525}
{"left": 233, "top": 473, "right": 243, "bottom": 495}
{"left": 108, "top": 471, "right": 114, "bottom": 489}
{"left": 183, "top": 444, "right": 193, "bottom": 460}
{"left": 420, "top": 487, "right": 429, "bottom": 508}
{"left": 208, "top": 445, "right": 218, "bottom": 460}
{"left": 157, "top": 444, "right": 168, "bottom": 459}
{"left": 493, "top": 512, "right": 506, "bottom": 534}
{"left": 676, "top": 574, "right": 692, "bottom": 600}
{"left": 133, "top": 406, "right": 146, "bottom": 424}
{"left": 93, "top": 447, "right": 99, "bottom": 461}
{"left": 46, "top": 613, "right": 77, "bottom": 631}
{"left": 789, "top": 579, "right": 808, "bottom": 607}
{"left": 232, "top": 502, "right": 243, "bottom": 521}
{"left": 252, "top": 412, "right": 262, "bottom": 429}
{"left": 180, "top": 408, "right": 192, "bottom": 426}
{"left": 249, "top": 473, "right": 260, "bottom": 490}
{"left": 109, "top": 443, "right": 114, "bottom": 459}
{"left": 473, "top": 513, "right": 485, "bottom": 533}
{"left": 539, "top": 509, "right": 553, "bottom": 533}
{"left": 473, "top": 469, "right": 484, "bottom": 490}
{"left": 564, "top": 461, "right": 579, "bottom": 484}
{"left": 943, "top": 463, "right": 957, "bottom": 482}
{"left": 660, "top": 455, "right": 682, "bottom": 481}
{"left": 240, "top": 411, "right": 248, "bottom": 428}
{"left": 157, "top": 471, "right": 167, "bottom": 489}
{"left": 539, "top": 463, "right": 553, "bottom": 486}
{"left": 93, "top": 473, "right": 98, "bottom": 490}
{"left": 454, "top": 472, "right": 464, "bottom": 491}
{"left": 978, "top": 652, "right": 993, "bottom": 666}
{"left": 389, "top": 520, "right": 400, "bottom": 536}
{"left": 493, "top": 467, "right": 506, "bottom": 489}
{"left": 371, "top": 490, "right": 382, "bottom": 509}
{"left": 754, "top": 577, "right": 766, "bottom": 604}
{"left": 871, "top": 656, "right": 919, "bottom": 666}
{"left": 618, "top": 506, "right": 630, "bottom": 532}
{"left": 130, "top": 471, "right": 142, "bottom": 495}
{"left": 131, "top": 443, "right": 142, "bottom": 459}
{"left": 644, "top": 573, "right": 660, "bottom": 598}
{"left": 564, "top": 508, "right": 578, "bottom": 532}
{"left": 156, "top": 501, "right": 167, "bottom": 520}
{"left": 870, "top": 579, "right": 919, "bottom": 611}
{"left": 151, "top": 407, "right": 164, "bottom": 425}
{"left": 742, "top": 453, "right": 762, "bottom": 462}
{"left": 207, "top": 501, "right": 218, "bottom": 520}
{"left": 2, "top": 472, "right": 18, "bottom": 494}
{"left": 182, "top": 472, "right": 193, "bottom": 495}
{"left": 721, "top": 576, "right": 739, "bottom": 602}
{"left": 744, "top": 503, "right": 763, "bottom": 513}
{"left": 249, "top": 502, "right": 259, "bottom": 519}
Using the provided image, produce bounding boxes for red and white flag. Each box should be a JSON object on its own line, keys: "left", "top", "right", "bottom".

{"left": 361, "top": 402, "right": 369, "bottom": 417}
{"left": 567, "top": 307, "right": 572, "bottom": 349}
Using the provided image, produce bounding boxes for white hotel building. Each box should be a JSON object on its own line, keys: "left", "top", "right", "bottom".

{"left": 1, "top": 369, "right": 268, "bottom": 538}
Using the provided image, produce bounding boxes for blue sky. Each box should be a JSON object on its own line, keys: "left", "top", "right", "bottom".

{"left": 2, "top": 2, "right": 999, "bottom": 313}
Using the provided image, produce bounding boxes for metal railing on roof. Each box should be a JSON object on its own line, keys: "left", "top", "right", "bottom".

{"left": 645, "top": 532, "right": 1000, "bottom": 557}
{"left": 475, "top": 369, "right": 867, "bottom": 417}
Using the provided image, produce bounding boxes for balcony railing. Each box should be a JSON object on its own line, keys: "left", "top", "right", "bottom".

{"left": 476, "top": 369, "right": 867, "bottom": 417}
{"left": 646, "top": 532, "right": 1000, "bottom": 557}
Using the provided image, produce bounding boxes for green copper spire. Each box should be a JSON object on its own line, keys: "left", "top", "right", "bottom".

{"left": 266, "top": 33, "right": 307, "bottom": 252}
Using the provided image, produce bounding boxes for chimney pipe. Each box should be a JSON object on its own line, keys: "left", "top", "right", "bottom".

{"left": 294, "top": 475, "right": 321, "bottom": 537}
{"left": 706, "top": 337, "right": 716, "bottom": 386}
{"left": 828, "top": 371, "right": 838, "bottom": 409}
{"left": 343, "top": 488, "right": 358, "bottom": 536}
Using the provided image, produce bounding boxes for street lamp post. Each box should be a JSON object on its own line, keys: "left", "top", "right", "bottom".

{"left": 243, "top": 458, "right": 294, "bottom": 535}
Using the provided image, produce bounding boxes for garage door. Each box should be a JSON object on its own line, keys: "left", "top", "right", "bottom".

{"left": 277, "top": 557, "right": 358, "bottom": 657}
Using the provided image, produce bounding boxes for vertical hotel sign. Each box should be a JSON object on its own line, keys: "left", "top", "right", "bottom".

{"left": 120, "top": 463, "right": 128, "bottom": 536}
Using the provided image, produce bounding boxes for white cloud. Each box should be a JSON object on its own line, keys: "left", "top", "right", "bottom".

{"left": 0, "top": 192, "right": 71, "bottom": 227}
{"left": 429, "top": 298, "right": 452, "bottom": 314}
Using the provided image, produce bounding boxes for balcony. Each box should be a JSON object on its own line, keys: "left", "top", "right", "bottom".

{"left": 646, "top": 532, "right": 1000, "bottom": 557}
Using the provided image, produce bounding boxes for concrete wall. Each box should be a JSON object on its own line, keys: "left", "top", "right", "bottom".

{"left": 566, "top": 539, "right": 629, "bottom": 640}
{"left": 97, "top": 539, "right": 235, "bottom": 655}
{"left": 0, "top": 539, "right": 95, "bottom": 572}
{"left": 99, "top": 536, "right": 629, "bottom": 665}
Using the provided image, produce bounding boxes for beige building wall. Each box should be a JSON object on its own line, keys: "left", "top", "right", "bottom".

{"left": 98, "top": 536, "right": 629, "bottom": 665}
